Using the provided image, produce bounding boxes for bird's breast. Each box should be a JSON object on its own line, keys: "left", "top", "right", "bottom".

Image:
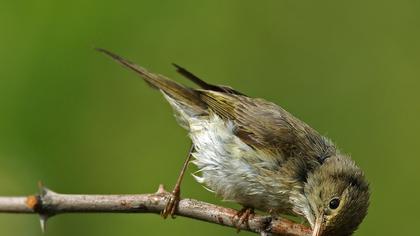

{"left": 188, "top": 114, "right": 297, "bottom": 213}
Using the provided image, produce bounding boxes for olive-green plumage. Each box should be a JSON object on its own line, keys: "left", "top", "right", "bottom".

{"left": 98, "top": 48, "right": 370, "bottom": 236}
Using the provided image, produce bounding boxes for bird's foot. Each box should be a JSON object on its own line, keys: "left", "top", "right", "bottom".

{"left": 161, "top": 190, "right": 180, "bottom": 219}
{"left": 233, "top": 207, "right": 255, "bottom": 232}
{"left": 160, "top": 145, "right": 193, "bottom": 219}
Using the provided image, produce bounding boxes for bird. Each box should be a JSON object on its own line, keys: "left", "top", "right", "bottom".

{"left": 97, "top": 48, "right": 370, "bottom": 236}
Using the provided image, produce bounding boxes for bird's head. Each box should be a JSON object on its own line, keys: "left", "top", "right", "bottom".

{"left": 303, "top": 155, "right": 370, "bottom": 236}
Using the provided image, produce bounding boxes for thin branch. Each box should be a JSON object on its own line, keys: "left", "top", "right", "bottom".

{"left": 0, "top": 183, "right": 311, "bottom": 236}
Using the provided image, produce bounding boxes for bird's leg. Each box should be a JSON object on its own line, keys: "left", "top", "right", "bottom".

{"left": 161, "top": 145, "right": 194, "bottom": 219}
{"left": 233, "top": 206, "right": 255, "bottom": 232}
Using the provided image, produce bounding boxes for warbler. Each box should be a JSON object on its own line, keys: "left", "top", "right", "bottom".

{"left": 97, "top": 48, "right": 370, "bottom": 236}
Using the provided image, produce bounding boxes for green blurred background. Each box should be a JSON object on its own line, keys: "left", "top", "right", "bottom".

{"left": 0, "top": 0, "right": 419, "bottom": 235}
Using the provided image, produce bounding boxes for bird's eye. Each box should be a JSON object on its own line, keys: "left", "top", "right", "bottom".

{"left": 329, "top": 198, "right": 340, "bottom": 209}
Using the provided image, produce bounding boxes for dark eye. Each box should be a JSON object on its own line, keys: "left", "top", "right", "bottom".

{"left": 329, "top": 198, "right": 340, "bottom": 209}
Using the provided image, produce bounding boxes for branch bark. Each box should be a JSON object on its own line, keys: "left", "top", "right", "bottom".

{"left": 0, "top": 183, "right": 311, "bottom": 236}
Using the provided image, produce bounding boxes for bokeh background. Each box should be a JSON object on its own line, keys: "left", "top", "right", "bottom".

{"left": 0, "top": 0, "right": 419, "bottom": 235}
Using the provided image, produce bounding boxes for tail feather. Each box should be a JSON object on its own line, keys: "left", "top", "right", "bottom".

{"left": 96, "top": 48, "right": 206, "bottom": 115}
{"left": 172, "top": 63, "right": 245, "bottom": 96}
{"left": 172, "top": 63, "right": 215, "bottom": 90}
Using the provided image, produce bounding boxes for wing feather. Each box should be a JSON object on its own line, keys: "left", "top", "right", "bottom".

{"left": 200, "top": 91, "right": 336, "bottom": 160}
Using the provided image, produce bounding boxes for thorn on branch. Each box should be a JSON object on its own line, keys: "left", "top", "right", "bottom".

{"left": 26, "top": 181, "right": 56, "bottom": 233}
{"left": 39, "top": 214, "right": 48, "bottom": 233}
{"left": 156, "top": 184, "right": 167, "bottom": 194}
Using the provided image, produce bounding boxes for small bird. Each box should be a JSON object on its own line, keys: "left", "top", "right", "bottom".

{"left": 97, "top": 48, "right": 370, "bottom": 236}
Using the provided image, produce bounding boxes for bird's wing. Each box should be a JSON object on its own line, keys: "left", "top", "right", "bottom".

{"left": 199, "top": 91, "right": 336, "bottom": 160}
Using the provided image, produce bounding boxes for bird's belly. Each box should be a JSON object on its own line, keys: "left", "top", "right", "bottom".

{"left": 188, "top": 115, "right": 293, "bottom": 213}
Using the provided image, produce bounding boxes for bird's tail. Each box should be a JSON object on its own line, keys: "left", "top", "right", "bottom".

{"left": 96, "top": 48, "right": 207, "bottom": 121}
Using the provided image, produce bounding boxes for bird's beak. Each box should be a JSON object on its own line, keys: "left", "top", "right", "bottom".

{"left": 312, "top": 212, "right": 325, "bottom": 236}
